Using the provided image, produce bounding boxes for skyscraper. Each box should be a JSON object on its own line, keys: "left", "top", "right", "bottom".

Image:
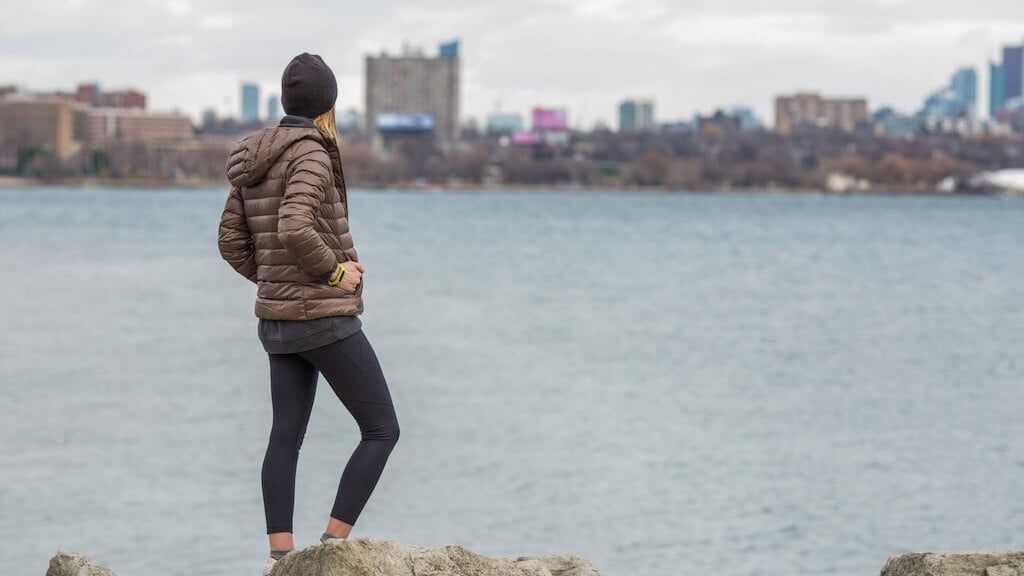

{"left": 920, "top": 67, "right": 978, "bottom": 119}
{"left": 267, "top": 94, "right": 280, "bottom": 122}
{"left": 1004, "top": 45, "right": 1024, "bottom": 102}
{"left": 950, "top": 67, "right": 977, "bottom": 117}
{"left": 619, "top": 99, "right": 655, "bottom": 132}
{"left": 241, "top": 82, "right": 260, "bottom": 121}
{"left": 365, "top": 43, "right": 460, "bottom": 145}
{"left": 991, "top": 43, "right": 1024, "bottom": 118}
{"left": 990, "top": 63, "right": 1006, "bottom": 117}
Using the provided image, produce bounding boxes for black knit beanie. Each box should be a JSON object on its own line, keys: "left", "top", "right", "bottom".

{"left": 281, "top": 53, "right": 337, "bottom": 119}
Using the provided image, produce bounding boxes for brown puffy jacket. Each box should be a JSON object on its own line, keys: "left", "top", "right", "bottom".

{"left": 218, "top": 116, "right": 363, "bottom": 320}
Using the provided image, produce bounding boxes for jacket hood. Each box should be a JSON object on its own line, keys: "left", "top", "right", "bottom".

{"left": 226, "top": 115, "right": 327, "bottom": 188}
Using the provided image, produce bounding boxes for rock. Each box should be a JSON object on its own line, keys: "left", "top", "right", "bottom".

{"left": 273, "top": 538, "right": 602, "bottom": 576}
{"left": 881, "top": 552, "right": 1024, "bottom": 576}
{"left": 46, "top": 551, "right": 117, "bottom": 576}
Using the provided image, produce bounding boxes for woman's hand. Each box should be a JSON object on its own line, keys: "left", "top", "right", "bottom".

{"left": 338, "top": 261, "right": 364, "bottom": 293}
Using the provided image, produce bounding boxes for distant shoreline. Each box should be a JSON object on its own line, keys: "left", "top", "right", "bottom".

{"left": 0, "top": 176, "right": 1011, "bottom": 197}
{"left": 0, "top": 176, "right": 227, "bottom": 189}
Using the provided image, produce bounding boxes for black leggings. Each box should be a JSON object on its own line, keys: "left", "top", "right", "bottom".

{"left": 262, "top": 329, "right": 399, "bottom": 533}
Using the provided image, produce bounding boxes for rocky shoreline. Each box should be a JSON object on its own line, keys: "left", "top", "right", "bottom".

{"left": 47, "top": 547, "right": 1024, "bottom": 576}
{"left": 46, "top": 538, "right": 603, "bottom": 576}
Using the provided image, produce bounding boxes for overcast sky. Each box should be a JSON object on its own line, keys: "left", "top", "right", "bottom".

{"left": 3, "top": 0, "right": 1024, "bottom": 127}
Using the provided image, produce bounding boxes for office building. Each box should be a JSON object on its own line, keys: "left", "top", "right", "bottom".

{"left": 730, "top": 107, "right": 760, "bottom": 131}
{"left": 267, "top": 94, "right": 280, "bottom": 122}
{"left": 0, "top": 100, "right": 79, "bottom": 164}
{"left": 365, "top": 41, "right": 460, "bottom": 145}
{"left": 35, "top": 83, "right": 146, "bottom": 109}
{"left": 775, "top": 92, "right": 869, "bottom": 134}
{"left": 697, "top": 110, "right": 742, "bottom": 135}
{"left": 201, "top": 108, "right": 217, "bottom": 130}
{"left": 241, "top": 82, "right": 260, "bottom": 121}
{"left": 873, "top": 107, "right": 923, "bottom": 138}
{"left": 486, "top": 113, "right": 524, "bottom": 134}
{"left": 1005, "top": 45, "right": 1024, "bottom": 102}
{"left": 73, "top": 83, "right": 146, "bottom": 109}
{"left": 74, "top": 108, "right": 194, "bottom": 144}
{"left": 990, "top": 43, "right": 1024, "bottom": 117}
{"left": 950, "top": 67, "right": 977, "bottom": 117}
{"left": 920, "top": 67, "right": 977, "bottom": 120}
{"left": 619, "top": 99, "right": 655, "bottom": 132}
{"left": 991, "top": 63, "right": 1007, "bottom": 117}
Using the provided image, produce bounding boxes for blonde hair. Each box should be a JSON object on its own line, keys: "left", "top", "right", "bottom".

{"left": 312, "top": 108, "right": 339, "bottom": 144}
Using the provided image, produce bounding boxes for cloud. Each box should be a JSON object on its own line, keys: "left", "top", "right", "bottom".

{"left": 3, "top": 0, "right": 1024, "bottom": 124}
{"left": 198, "top": 14, "right": 237, "bottom": 30}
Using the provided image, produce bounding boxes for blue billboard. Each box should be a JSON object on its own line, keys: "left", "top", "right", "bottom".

{"left": 376, "top": 113, "right": 435, "bottom": 132}
{"left": 439, "top": 40, "right": 459, "bottom": 59}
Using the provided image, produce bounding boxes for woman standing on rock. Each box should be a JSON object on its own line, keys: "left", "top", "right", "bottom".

{"left": 218, "top": 52, "right": 400, "bottom": 576}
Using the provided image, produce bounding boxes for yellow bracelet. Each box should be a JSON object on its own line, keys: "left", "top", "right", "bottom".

{"left": 328, "top": 263, "right": 345, "bottom": 286}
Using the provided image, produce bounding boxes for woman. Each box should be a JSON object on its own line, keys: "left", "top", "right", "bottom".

{"left": 217, "top": 53, "right": 400, "bottom": 576}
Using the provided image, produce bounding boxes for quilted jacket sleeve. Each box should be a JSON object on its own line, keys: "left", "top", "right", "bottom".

{"left": 217, "top": 186, "right": 258, "bottom": 284}
{"left": 277, "top": 142, "right": 337, "bottom": 279}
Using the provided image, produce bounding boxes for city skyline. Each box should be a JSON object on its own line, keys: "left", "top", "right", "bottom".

{"left": 3, "top": 0, "right": 1024, "bottom": 126}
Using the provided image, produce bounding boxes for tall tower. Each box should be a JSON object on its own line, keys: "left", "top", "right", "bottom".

{"left": 267, "top": 94, "right": 280, "bottom": 122}
{"left": 950, "top": 67, "right": 977, "bottom": 118}
{"left": 1003, "top": 45, "right": 1024, "bottom": 102}
{"left": 991, "top": 62, "right": 1007, "bottom": 117}
{"left": 241, "top": 82, "right": 260, "bottom": 121}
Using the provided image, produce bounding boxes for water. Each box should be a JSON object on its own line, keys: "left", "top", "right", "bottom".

{"left": 1, "top": 187, "right": 1022, "bottom": 576}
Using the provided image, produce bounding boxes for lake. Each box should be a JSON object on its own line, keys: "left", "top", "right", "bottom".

{"left": 1, "top": 187, "right": 1022, "bottom": 576}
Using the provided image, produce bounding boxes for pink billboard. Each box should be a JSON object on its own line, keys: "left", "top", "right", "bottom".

{"left": 532, "top": 107, "right": 567, "bottom": 131}
{"left": 511, "top": 131, "right": 544, "bottom": 146}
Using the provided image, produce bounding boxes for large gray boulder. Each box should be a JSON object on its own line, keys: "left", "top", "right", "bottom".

{"left": 273, "top": 538, "right": 602, "bottom": 576}
{"left": 882, "top": 552, "right": 1024, "bottom": 576}
{"left": 46, "top": 551, "right": 117, "bottom": 576}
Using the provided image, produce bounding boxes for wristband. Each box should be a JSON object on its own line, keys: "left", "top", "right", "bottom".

{"left": 327, "top": 263, "right": 345, "bottom": 286}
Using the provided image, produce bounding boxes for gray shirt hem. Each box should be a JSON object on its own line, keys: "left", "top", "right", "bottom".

{"left": 259, "top": 315, "right": 363, "bottom": 354}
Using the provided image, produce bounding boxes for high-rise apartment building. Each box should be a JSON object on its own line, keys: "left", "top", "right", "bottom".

{"left": 241, "top": 83, "right": 260, "bottom": 121}
{"left": 775, "top": 92, "right": 869, "bottom": 134}
{"left": 619, "top": 99, "right": 655, "bottom": 132}
{"left": 364, "top": 41, "right": 460, "bottom": 145}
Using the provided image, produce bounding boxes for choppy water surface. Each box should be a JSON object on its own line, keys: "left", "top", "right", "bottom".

{"left": 1, "top": 187, "right": 1022, "bottom": 576}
